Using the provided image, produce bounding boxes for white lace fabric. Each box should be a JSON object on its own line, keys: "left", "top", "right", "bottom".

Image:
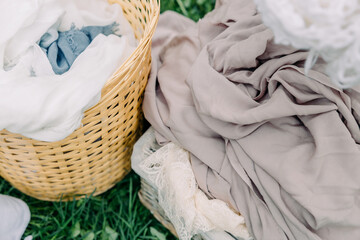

{"left": 138, "top": 139, "right": 250, "bottom": 240}
{"left": 254, "top": 0, "right": 360, "bottom": 88}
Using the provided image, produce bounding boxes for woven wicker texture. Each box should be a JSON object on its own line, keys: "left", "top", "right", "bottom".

{"left": 139, "top": 178, "right": 179, "bottom": 238}
{"left": 0, "top": 0, "right": 159, "bottom": 201}
{"left": 139, "top": 178, "right": 242, "bottom": 240}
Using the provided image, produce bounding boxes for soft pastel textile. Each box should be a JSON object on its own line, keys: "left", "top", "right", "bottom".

{"left": 254, "top": 0, "right": 360, "bottom": 88}
{"left": 40, "top": 23, "right": 118, "bottom": 74}
{"left": 0, "top": 0, "right": 136, "bottom": 141}
{"left": 132, "top": 127, "right": 250, "bottom": 240}
{"left": 0, "top": 194, "right": 31, "bottom": 240}
{"left": 143, "top": 0, "right": 360, "bottom": 239}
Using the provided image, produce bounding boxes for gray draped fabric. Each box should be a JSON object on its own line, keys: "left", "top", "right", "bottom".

{"left": 143, "top": 0, "right": 360, "bottom": 239}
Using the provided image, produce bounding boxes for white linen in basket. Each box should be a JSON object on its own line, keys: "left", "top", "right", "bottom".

{"left": 0, "top": 0, "right": 136, "bottom": 141}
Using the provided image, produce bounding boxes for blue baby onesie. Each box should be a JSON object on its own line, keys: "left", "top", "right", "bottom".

{"left": 39, "top": 23, "right": 118, "bottom": 75}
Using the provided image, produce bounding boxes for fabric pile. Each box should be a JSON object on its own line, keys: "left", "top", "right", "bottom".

{"left": 141, "top": 0, "right": 360, "bottom": 239}
{"left": 254, "top": 0, "right": 360, "bottom": 88}
{"left": 132, "top": 127, "right": 250, "bottom": 240}
{"left": 0, "top": 0, "right": 136, "bottom": 141}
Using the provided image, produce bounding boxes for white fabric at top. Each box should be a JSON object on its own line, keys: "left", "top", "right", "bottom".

{"left": 58, "top": 0, "right": 134, "bottom": 38}
{"left": 0, "top": 0, "right": 136, "bottom": 141}
{"left": 4, "top": 0, "right": 63, "bottom": 64}
{"left": 254, "top": 0, "right": 360, "bottom": 88}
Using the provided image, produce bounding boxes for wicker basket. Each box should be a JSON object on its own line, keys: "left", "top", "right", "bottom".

{"left": 138, "top": 178, "right": 179, "bottom": 238}
{"left": 0, "top": 0, "right": 160, "bottom": 201}
{"left": 139, "top": 179, "right": 242, "bottom": 240}
{"left": 132, "top": 128, "right": 244, "bottom": 240}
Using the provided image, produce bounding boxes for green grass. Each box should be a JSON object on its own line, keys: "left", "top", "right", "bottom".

{"left": 0, "top": 1, "right": 215, "bottom": 239}
{"left": 161, "top": 0, "right": 215, "bottom": 21}
{"left": 1, "top": 172, "right": 175, "bottom": 240}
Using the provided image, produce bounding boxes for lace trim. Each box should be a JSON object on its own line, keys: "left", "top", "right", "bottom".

{"left": 139, "top": 143, "right": 250, "bottom": 240}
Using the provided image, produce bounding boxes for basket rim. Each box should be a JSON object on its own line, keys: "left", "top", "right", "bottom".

{"left": 100, "top": 0, "right": 160, "bottom": 97}
{"left": 0, "top": 1, "right": 159, "bottom": 144}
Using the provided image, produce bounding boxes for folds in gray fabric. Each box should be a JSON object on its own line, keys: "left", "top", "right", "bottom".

{"left": 143, "top": 1, "right": 360, "bottom": 240}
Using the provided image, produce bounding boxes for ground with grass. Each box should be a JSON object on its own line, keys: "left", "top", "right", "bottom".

{"left": 0, "top": 1, "right": 215, "bottom": 239}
